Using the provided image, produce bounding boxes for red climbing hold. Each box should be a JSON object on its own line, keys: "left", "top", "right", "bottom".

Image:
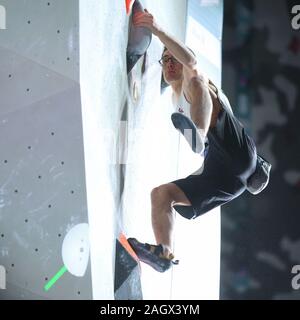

{"left": 125, "top": 0, "right": 134, "bottom": 15}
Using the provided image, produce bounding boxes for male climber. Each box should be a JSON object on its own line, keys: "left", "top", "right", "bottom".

{"left": 128, "top": 9, "right": 271, "bottom": 272}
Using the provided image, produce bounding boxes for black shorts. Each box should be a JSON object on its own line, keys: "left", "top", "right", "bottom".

{"left": 171, "top": 88, "right": 257, "bottom": 219}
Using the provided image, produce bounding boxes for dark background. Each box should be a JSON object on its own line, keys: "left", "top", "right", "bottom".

{"left": 221, "top": 0, "right": 300, "bottom": 299}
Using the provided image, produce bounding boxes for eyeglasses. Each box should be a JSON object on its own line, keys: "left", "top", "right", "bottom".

{"left": 158, "top": 56, "right": 180, "bottom": 66}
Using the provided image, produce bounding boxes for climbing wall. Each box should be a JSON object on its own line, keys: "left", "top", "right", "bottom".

{"left": 0, "top": 0, "right": 92, "bottom": 299}
{"left": 0, "top": 0, "right": 224, "bottom": 299}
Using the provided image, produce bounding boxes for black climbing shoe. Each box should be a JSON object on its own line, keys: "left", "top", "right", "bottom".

{"left": 127, "top": 238, "right": 179, "bottom": 273}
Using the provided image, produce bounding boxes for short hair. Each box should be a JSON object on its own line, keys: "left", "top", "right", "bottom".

{"left": 161, "top": 46, "right": 196, "bottom": 58}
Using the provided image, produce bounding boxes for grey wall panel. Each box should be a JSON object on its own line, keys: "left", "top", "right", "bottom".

{"left": 0, "top": 86, "right": 92, "bottom": 299}
{"left": 0, "top": 0, "right": 79, "bottom": 81}
{"left": 0, "top": 0, "right": 92, "bottom": 299}
{"left": 0, "top": 46, "right": 78, "bottom": 116}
